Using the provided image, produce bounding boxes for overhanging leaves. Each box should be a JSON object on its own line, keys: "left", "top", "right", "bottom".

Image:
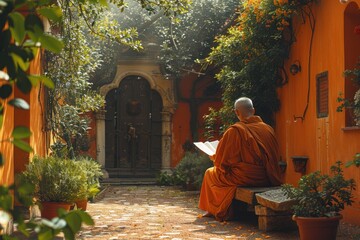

{"left": 37, "top": 6, "right": 63, "bottom": 23}
{"left": 39, "top": 34, "right": 64, "bottom": 53}
{"left": 12, "top": 139, "right": 33, "bottom": 152}
{"left": 28, "top": 75, "right": 55, "bottom": 88}
{"left": 12, "top": 126, "right": 32, "bottom": 139}
{"left": 8, "top": 98, "right": 30, "bottom": 109}
{"left": 0, "top": 153, "right": 4, "bottom": 166}
{"left": 9, "top": 12, "right": 25, "bottom": 44}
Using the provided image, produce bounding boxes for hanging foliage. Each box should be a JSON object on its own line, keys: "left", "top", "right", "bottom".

{"left": 204, "top": 0, "right": 317, "bottom": 135}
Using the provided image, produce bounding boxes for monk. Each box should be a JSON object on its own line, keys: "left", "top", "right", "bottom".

{"left": 199, "top": 97, "right": 283, "bottom": 221}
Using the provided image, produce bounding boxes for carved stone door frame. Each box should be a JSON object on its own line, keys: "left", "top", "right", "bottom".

{"left": 96, "top": 61, "right": 176, "bottom": 176}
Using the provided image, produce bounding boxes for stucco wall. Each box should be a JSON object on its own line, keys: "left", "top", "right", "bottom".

{"left": 275, "top": 0, "right": 360, "bottom": 224}
{"left": 0, "top": 50, "right": 47, "bottom": 186}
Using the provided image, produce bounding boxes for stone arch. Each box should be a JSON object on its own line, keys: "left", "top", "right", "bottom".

{"left": 96, "top": 62, "right": 176, "bottom": 175}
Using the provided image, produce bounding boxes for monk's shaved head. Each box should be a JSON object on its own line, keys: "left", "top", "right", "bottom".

{"left": 234, "top": 97, "right": 254, "bottom": 119}
{"left": 234, "top": 97, "right": 253, "bottom": 111}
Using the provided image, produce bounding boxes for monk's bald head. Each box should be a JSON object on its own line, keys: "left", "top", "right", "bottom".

{"left": 234, "top": 97, "right": 255, "bottom": 120}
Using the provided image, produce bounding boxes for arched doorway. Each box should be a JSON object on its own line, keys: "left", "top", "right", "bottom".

{"left": 105, "top": 75, "right": 163, "bottom": 177}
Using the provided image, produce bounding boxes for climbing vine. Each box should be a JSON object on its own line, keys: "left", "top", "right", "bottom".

{"left": 204, "top": 0, "right": 317, "bottom": 135}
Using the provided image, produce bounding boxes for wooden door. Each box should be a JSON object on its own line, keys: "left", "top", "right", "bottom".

{"left": 105, "top": 76, "right": 163, "bottom": 177}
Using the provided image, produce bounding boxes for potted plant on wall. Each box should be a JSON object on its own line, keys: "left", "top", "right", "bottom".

{"left": 22, "top": 156, "right": 88, "bottom": 219}
{"left": 282, "top": 161, "right": 356, "bottom": 240}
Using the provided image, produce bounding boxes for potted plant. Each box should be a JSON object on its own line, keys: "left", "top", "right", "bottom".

{"left": 282, "top": 161, "right": 356, "bottom": 240}
{"left": 74, "top": 156, "right": 103, "bottom": 210}
{"left": 22, "top": 156, "right": 88, "bottom": 219}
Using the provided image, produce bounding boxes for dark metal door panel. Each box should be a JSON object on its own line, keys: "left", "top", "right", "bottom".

{"left": 105, "top": 76, "right": 162, "bottom": 177}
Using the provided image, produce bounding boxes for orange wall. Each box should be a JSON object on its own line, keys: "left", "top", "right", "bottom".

{"left": 0, "top": 50, "right": 48, "bottom": 186}
{"left": 0, "top": 87, "right": 15, "bottom": 186}
{"left": 275, "top": 0, "right": 360, "bottom": 224}
{"left": 81, "top": 112, "right": 97, "bottom": 159}
{"left": 171, "top": 72, "right": 222, "bottom": 166}
{"left": 29, "top": 52, "right": 48, "bottom": 159}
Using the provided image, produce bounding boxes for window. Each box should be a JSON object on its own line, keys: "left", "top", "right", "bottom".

{"left": 316, "top": 71, "right": 329, "bottom": 118}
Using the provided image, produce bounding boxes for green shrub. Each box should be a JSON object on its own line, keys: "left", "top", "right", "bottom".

{"left": 157, "top": 152, "right": 212, "bottom": 190}
{"left": 282, "top": 161, "right": 356, "bottom": 217}
{"left": 22, "top": 156, "right": 88, "bottom": 203}
{"left": 75, "top": 156, "right": 103, "bottom": 199}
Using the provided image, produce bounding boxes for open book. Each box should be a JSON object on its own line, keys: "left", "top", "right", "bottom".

{"left": 193, "top": 140, "right": 219, "bottom": 156}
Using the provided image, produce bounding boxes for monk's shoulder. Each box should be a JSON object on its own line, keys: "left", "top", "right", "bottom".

{"left": 228, "top": 123, "right": 247, "bottom": 136}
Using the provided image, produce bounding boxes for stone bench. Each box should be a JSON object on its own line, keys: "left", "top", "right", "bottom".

{"left": 234, "top": 187, "right": 297, "bottom": 231}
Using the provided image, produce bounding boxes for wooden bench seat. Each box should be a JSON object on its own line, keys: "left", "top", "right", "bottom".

{"left": 235, "top": 187, "right": 297, "bottom": 231}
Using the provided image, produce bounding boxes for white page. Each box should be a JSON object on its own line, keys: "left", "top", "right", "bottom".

{"left": 204, "top": 141, "right": 216, "bottom": 152}
{"left": 209, "top": 140, "right": 219, "bottom": 151}
{"left": 194, "top": 142, "right": 215, "bottom": 155}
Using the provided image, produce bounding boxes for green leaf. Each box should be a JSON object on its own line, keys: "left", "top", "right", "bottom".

{"left": 10, "top": 52, "right": 30, "bottom": 71}
{"left": 28, "top": 75, "right": 54, "bottom": 88}
{"left": 0, "top": 153, "right": 4, "bottom": 167}
{"left": 39, "top": 34, "right": 64, "bottom": 53}
{"left": 37, "top": 6, "right": 62, "bottom": 22}
{"left": 9, "top": 12, "right": 25, "bottom": 44}
{"left": 99, "top": 0, "right": 108, "bottom": 6}
{"left": 62, "top": 227, "right": 74, "bottom": 240}
{"left": 38, "top": 229, "right": 53, "bottom": 240}
{"left": 64, "top": 212, "right": 82, "bottom": 233}
{"left": 77, "top": 210, "right": 95, "bottom": 225}
{"left": 0, "top": 84, "right": 12, "bottom": 99}
{"left": 0, "top": 193, "right": 13, "bottom": 210}
{"left": 12, "top": 139, "right": 33, "bottom": 152}
{"left": 25, "top": 14, "right": 44, "bottom": 32}
{"left": 0, "top": 114, "right": 3, "bottom": 130}
{"left": 51, "top": 218, "right": 67, "bottom": 229}
{"left": 12, "top": 126, "right": 31, "bottom": 139}
{"left": 8, "top": 98, "right": 30, "bottom": 109}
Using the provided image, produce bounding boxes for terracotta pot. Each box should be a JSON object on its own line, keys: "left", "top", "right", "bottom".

{"left": 75, "top": 199, "right": 88, "bottom": 211}
{"left": 293, "top": 214, "right": 343, "bottom": 240}
{"left": 40, "top": 201, "right": 72, "bottom": 219}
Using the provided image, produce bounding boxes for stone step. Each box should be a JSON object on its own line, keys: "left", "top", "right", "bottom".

{"left": 101, "top": 178, "right": 157, "bottom": 185}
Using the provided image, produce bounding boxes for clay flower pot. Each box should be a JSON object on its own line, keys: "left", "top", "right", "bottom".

{"left": 41, "top": 201, "right": 72, "bottom": 219}
{"left": 293, "top": 214, "right": 343, "bottom": 240}
{"left": 75, "top": 199, "right": 88, "bottom": 211}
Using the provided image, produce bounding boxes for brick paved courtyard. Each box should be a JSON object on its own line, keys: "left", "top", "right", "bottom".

{"left": 78, "top": 185, "right": 360, "bottom": 240}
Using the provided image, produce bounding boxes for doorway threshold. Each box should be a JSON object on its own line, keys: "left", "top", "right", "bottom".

{"left": 101, "top": 178, "right": 157, "bottom": 185}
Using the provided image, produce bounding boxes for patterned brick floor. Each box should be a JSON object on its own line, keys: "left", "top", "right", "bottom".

{"left": 78, "top": 186, "right": 360, "bottom": 240}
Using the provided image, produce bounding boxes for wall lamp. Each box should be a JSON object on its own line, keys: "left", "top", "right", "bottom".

{"left": 290, "top": 60, "right": 301, "bottom": 75}
{"left": 339, "top": 0, "right": 348, "bottom": 3}
{"left": 278, "top": 160, "right": 287, "bottom": 174}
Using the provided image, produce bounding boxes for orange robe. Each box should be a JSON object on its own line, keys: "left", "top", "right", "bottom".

{"left": 198, "top": 116, "right": 282, "bottom": 221}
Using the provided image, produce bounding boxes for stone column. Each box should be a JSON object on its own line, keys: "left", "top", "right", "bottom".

{"left": 161, "top": 111, "right": 172, "bottom": 172}
{"left": 95, "top": 109, "right": 108, "bottom": 178}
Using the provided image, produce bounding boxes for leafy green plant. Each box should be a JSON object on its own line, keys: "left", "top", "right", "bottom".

{"left": 346, "top": 153, "right": 360, "bottom": 168}
{"left": 282, "top": 161, "right": 356, "bottom": 217}
{"left": 157, "top": 151, "right": 213, "bottom": 190}
{"left": 75, "top": 156, "right": 103, "bottom": 200}
{"left": 22, "top": 156, "right": 88, "bottom": 203}
{"left": 0, "top": 176, "right": 94, "bottom": 240}
{"left": 204, "top": 0, "right": 317, "bottom": 131}
{"left": 50, "top": 105, "right": 91, "bottom": 159}
{"left": 337, "top": 58, "right": 360, "bottom": 126}
{"left": 0, "top": 0, "right": 192, "bottom": 238}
